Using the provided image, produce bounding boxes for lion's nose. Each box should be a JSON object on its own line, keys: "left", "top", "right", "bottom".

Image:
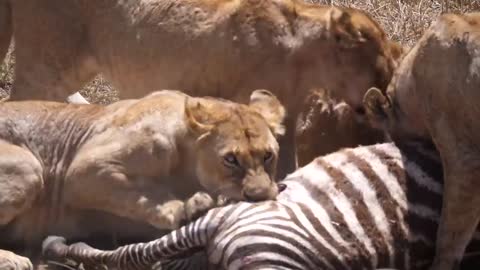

{"left": 242, "top": 184, "right": 278, "bottom": 202}
{"left": 243, "top": 191, "right": 273, "bottom": 202}
{"left": 243, "top": 191, "right": 261, "bottom": 202}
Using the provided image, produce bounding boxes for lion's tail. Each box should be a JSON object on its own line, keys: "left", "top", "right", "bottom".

{"left": 0, "top": 0, "right": 12, "bottom": 66}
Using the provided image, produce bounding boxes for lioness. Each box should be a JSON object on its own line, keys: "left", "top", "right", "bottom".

{"left": 363, "top": 13, "right": 480, "bottom": 270}
{"left": 0, "top": 0, "right": 402, "bottom": 178}
{"left": 0, "top": 89, "right": 285, "bottom": 269}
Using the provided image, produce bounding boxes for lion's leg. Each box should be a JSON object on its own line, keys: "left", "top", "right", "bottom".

{"left": 426, "top": 114, "right": 480, "bottom": 270}
{"left": 10, "top": 60, "right": 97, "bottom": 102}
{"left": 10, "top": 0, "right": 99, "bottom": 103}
{"left": 431, "top": 165, "right": 480, "bottom": 270}
{"left": 0, "top": 141, "right": 42, "bottom": 270}
{"left": 64, "top": 168, "right": 196, "bottom": 230}
{"left": 0, "top": 141, "right": 43, "bottom": 227}
{"left": 11, "top": 33, "right": 98, "bottom": 102}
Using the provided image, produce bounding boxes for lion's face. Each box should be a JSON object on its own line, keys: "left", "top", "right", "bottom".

{"left": 363, "top": 86, "right": 429, "bottom": 142}
{"left": 363, "top": 45, "right": 430, "bottom": 142}
{"left": 287, "top": 6, "right": 404, "bottom": 113}
{"left": 185, "top": 90, "right": 286, "bottom": 202}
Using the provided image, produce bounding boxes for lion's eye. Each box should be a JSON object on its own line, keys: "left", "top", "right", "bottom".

{"left": 264, "top": 151, "right": 273, "bottom": 163}
{"left": 223, "top": 153, "right": 239, "bottom": 168}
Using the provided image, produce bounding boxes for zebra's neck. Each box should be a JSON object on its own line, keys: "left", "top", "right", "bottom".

{"left": 277, "top": 140, "right": 444, "bottom": 268}
{"left": 281, "top": 140, "right": 442, "bottom": 198}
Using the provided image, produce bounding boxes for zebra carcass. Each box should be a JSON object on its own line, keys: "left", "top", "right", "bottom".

{"left": 42, "top": 140, "right": 480, "bottom": 270}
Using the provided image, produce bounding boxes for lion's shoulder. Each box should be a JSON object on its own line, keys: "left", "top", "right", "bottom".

{"left": 425, "top": 12, "right": 480, "bottom": 43}
{"left": 105, "top": 90, "right": 188, "bottom": 128}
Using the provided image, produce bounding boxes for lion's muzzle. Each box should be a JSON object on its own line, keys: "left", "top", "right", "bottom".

{"left": 242, "top": 174, "right": 279, "bottom": 202}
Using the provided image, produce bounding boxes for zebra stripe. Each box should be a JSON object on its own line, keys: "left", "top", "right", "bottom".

{"left": 326, "top": 151, "right": 395, "bottom": 265}
{"left": 42, "top": 141, "right": 480, "bottom": 270}
{"left": 345, "top": 150, "right": 405, "bottom": 268}
{"left": 314, "top": 157, "right": 382, "bottom": 267}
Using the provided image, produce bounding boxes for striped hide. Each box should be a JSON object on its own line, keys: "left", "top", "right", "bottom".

{"left": 42, "top": 141, "right": 480, "bottom": 270}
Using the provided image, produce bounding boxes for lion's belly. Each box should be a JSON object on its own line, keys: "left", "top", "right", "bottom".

{"left": 88, "top": 25, "right": 299, "bottom": 108}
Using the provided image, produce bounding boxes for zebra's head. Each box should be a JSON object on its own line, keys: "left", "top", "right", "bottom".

{"left": 185, "top": 89, "right": 286, "bottom": 202}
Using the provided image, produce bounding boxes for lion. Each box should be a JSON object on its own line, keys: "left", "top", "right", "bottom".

{"left": 296, "top": 88, "right": 386, "bottom": 166}
{"left": 0, "top": 0, "right": 403, "bottom": 178}
{"left": 363, "top": 12, "right": 480, "bottom": 270}
{"left": 0, "top": 89, "right": 285, "bottom": 269}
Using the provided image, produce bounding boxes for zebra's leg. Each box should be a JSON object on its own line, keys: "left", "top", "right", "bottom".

{"left": 430, "top": 155, "right": 480, "bottom": 270}
{"left": 42, "top": 208, "right": 217, "bottom": 270}
{"left": 0, "top": 141, "right": 43, "bottom": 270}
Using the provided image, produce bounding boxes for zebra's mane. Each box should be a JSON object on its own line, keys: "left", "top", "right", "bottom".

{"left": 279, "top": 140, "right": 441, "bottom": 200}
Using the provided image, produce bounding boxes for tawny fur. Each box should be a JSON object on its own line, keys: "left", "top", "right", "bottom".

{"left": 364, "top": 12, "right": 480, "bottom": 270}
{"left": 296, "top": 88, "right": 385, "bottom": 167}
{"left": 0, "top": 0, "right": 403, "bottom": 179}
{"left": 0, "top": 89, "right": 285, "bottom": 269}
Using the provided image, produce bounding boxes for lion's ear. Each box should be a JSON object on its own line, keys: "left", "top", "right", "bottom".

{"left": 328, "top": 7, "right": 366, "bottom": 49}
{"left": 249, "top": 89, "right": 286, "bottom": 137}
{"left": 184, "top": 97, "right": 214, "bottom": 135}
{"left": 363, "top": 87, "right": 392, "bottom": 130}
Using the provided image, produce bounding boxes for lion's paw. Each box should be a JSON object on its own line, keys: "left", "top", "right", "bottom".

{"left": 184, "top": 192, "right": 215, "bottom": 222}
{"left": 152, "top": 200, "right": 187, "bottom": 229}
{"left": 0, "top": 250, "right": 33, "bottom": 270}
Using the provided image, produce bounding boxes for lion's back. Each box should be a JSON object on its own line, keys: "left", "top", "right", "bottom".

{"left": 408, "top": 13, "right": 480, "bottom": 144}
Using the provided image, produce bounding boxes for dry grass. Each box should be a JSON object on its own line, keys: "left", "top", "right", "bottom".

{"left": 1, "top": 0, "right": 478, "bottom": 104}
{"left": 311, "top": 0, "right": 479, "bottom": 47}
{"left": 0, "top": 44, "right": 13, "bottom": 99}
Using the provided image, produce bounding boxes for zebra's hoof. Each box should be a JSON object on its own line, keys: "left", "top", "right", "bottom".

{"left": 42, "top": 236, "right": 68, "bottom": 259}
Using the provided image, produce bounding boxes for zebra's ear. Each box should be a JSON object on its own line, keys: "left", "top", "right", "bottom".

{"left": 363, "top": 87, "right": 392, "bottom": 130}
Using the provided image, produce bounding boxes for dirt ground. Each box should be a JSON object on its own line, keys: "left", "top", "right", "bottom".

{"left": 0, "top": 0, "right": 479, "bottom": 269}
